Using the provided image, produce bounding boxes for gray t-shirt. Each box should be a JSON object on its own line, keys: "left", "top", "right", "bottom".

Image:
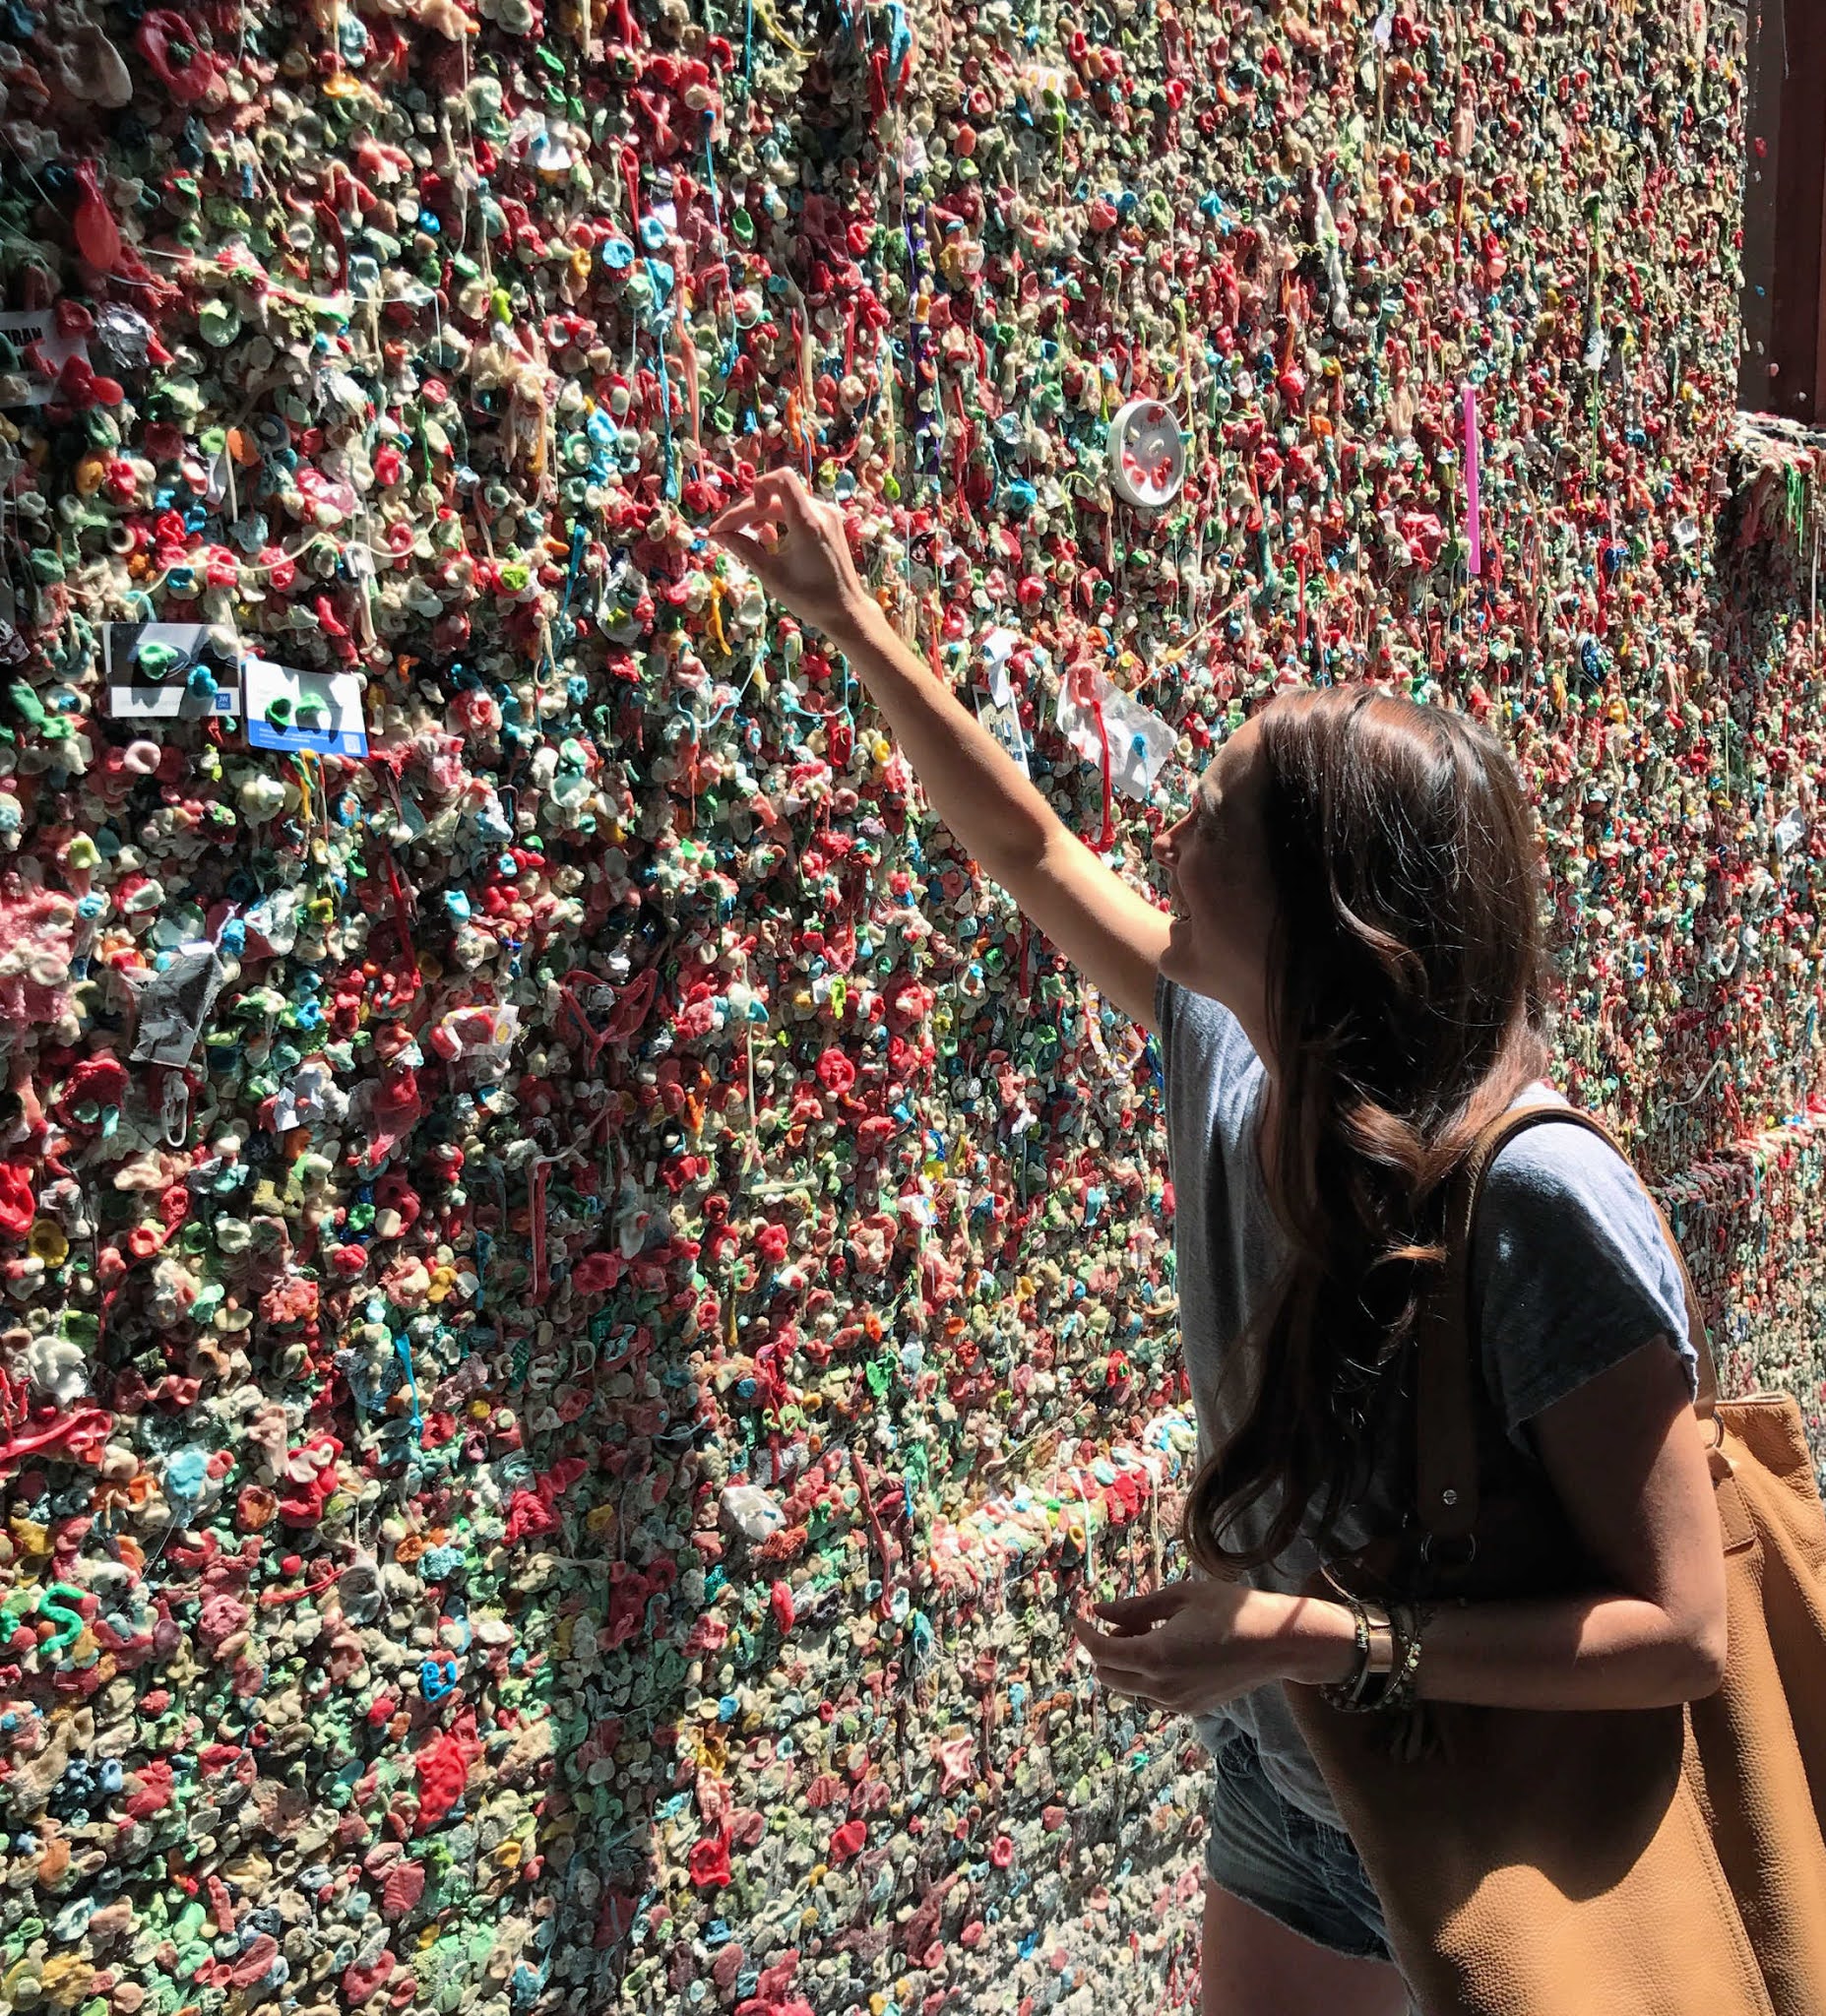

{"left": 1156, "top": 975, "right": 1698, "bottom": 1826}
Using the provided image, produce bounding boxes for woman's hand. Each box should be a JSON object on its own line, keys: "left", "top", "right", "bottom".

{"left": 1070, "top": 1579, "right": 1357, "bottom": 1716}
{"left": 709, "top": 469, "right": 872, "bottom": 638}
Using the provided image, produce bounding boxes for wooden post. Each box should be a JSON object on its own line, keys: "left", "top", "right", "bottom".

{"left": 1738, "top": 0, "right": 1826, "bottom": 422}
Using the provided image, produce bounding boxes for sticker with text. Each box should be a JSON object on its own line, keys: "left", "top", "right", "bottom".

{"left": 104, "top": 624, "right": 241, "bottom": 719}
{"left": 243, "top": 657, "right": 369, "bottom": 757}
{"left": 0, "top": 308, "right": 89, "bottom": 408}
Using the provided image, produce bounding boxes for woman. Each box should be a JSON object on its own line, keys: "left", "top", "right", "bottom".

{"left": 710, "top": 472, "right": 1727, "bottom": 2016}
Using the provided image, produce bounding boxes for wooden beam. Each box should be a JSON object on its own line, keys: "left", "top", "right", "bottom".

{"left": 1768, "top": 0, "right": 1826, "bottom": 421}
{"left": 1817, "top": 124, "right": 1826, "bottom": 416}
{"left": 1737, "top": 0, "right": 1783, "bottom": 410}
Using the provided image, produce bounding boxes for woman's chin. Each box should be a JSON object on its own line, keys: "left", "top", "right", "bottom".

{"left": 1160, "top": 931, "right": 1224, "bottom": 1002}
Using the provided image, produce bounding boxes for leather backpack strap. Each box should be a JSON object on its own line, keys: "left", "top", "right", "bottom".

{"left": 1415, "top": 1102, "right": 1721, "bottom": 1545}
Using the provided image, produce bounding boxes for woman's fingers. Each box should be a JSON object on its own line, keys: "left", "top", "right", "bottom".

{"left": 750, "top": 468, "right": 816, "bottom": 523}
{"left": 707, "top": 495, "right": 785, "bottom": 563}
{"left": 1078, "top": 1647, "right": 1160, "bottom": 1699}
{"left": 1066, "top": 1615, "right": 1180, "bottom": 1709}
{"left": 722, "top": 470, "right": 848, "bottom": 552}
{"left": 709, "top": 497, "right": 775, "bottom": 539}
{"left": 1091, "top": 1586, "right": 1184, "bottom": 1630}
{"left": 1096, "top": 1680, "right": 1162, "bottom": 1708}
{"left": 707, "top": 471, "right": 859, "bottom": 628}
{"left": 708, "top": 524, "right": 771, "bottom": 573}
{"left": 1069, "top": 1611, "right": 1154, "bottom": 1665}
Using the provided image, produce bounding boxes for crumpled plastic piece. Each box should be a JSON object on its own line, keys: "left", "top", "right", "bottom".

{"left": 126, "top": 941, "right": 227, "bottom": 1067}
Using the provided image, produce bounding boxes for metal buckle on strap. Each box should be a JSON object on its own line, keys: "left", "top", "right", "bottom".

{"left": 1417, "top": 1530, "right": 1478, "bottom": 1570}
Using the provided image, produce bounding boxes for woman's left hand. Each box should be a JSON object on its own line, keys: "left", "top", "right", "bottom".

{"left": 1070, "top": 1578, "right": 1348, "bottom": 1716}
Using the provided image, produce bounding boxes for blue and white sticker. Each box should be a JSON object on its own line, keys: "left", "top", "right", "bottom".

{"left": 243, "top": 656, "right": 369, "bottom": 757}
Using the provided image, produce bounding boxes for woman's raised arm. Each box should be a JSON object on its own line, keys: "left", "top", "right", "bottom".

{"left": 710, "top": 471, "right": 1170, "bottom": 1029}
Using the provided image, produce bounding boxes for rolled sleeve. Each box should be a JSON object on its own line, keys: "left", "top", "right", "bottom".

{"left": 1471, "top": 1123, "right": 1699, "bottom": 1450}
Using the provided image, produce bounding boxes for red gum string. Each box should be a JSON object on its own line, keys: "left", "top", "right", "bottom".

{"left": 384, "top": 852, "right": 420, "bottom": 980}
{"left": 0, "top": 1405, "right": 111, "bottom": 1474}
{"left": 850, "top": 1448, "right": 900, "bottom": 1618}
{"left": 621, "top": 147, "right": 643, "bottom": 244}
{"left": 1087, "top": 688, "right": 1116, "bottom": 852}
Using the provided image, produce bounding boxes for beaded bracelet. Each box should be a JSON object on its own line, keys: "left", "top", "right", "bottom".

{"left": 1318, "top": 1593, "right": 1398, "bottom": 1711}
{"left": 1318, "top": 1593, "right": 1370, "bottom": 1709}
{"left": 1380, "top": 1601, "right": 1435, "bottom": 1714}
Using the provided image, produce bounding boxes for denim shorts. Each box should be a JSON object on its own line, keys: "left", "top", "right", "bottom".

{"left": 1202, "top": 1720, "right": 1399, "bottom": 1967}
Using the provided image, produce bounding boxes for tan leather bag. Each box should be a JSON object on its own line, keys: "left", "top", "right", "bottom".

{"left": 1285, "top": 1105, "right": 1826, "bottom": 2016}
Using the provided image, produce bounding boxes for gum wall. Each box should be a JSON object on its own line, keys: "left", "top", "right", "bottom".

{"left": 0, "top": 2, "right": 1818, "bottom": 2014}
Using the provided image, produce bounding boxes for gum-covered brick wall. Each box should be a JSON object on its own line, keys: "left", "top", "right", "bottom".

{"left": 0, "top": 2, "right": 1813, "bottom": 2014}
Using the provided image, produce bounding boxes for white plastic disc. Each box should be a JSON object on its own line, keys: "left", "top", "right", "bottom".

{"left": 1106, "top": 398, "right": 1186, "bottom": 509}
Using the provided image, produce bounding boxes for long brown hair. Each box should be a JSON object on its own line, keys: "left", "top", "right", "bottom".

{"left": 1181, "top": 686, "right": 1552, "bottom": 1576}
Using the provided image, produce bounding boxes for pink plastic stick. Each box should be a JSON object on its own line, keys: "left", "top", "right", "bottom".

{"left": 1463, "top": 383, "right": 1481, "bottom": 578}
